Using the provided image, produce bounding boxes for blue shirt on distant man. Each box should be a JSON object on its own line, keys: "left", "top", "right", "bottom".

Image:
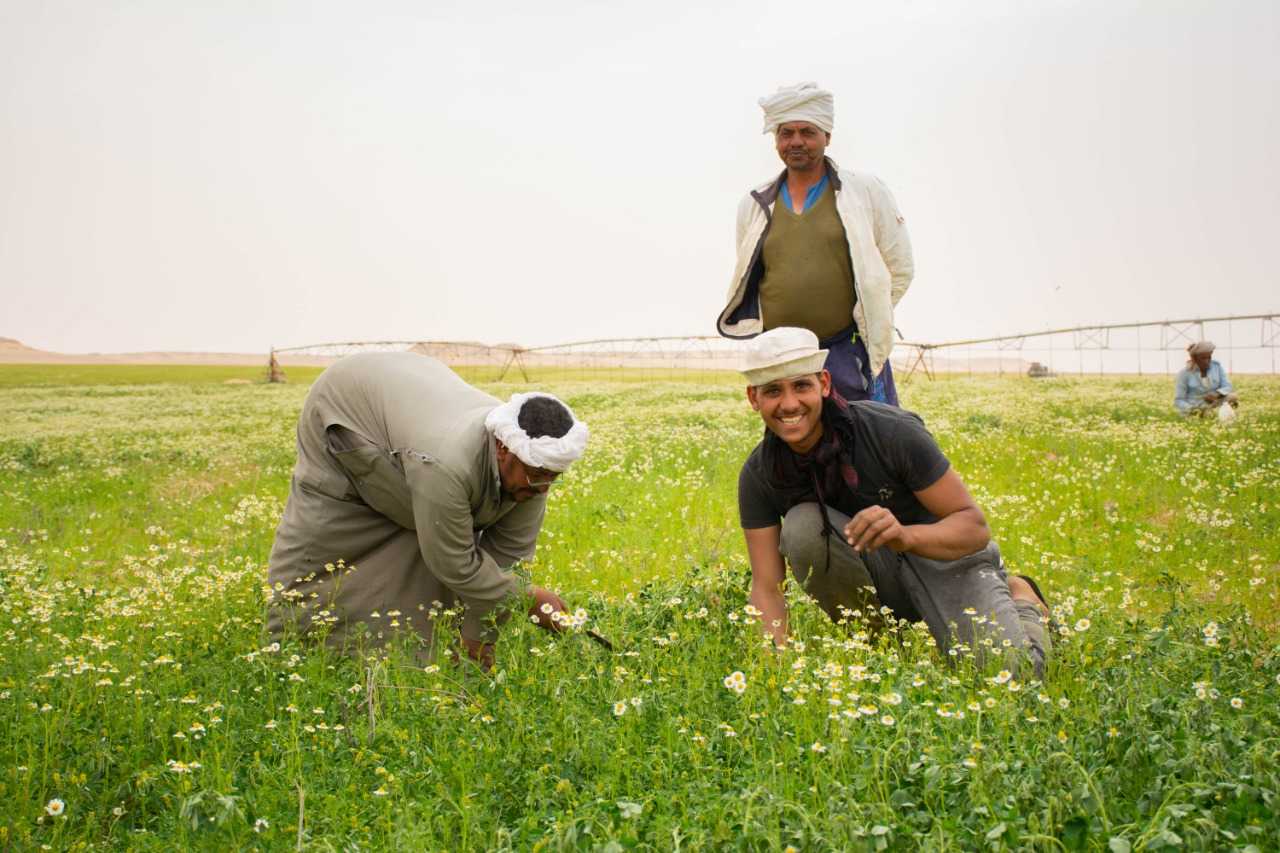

{"left": 1174, "top": 341, "right": 1238, "bottom": 416}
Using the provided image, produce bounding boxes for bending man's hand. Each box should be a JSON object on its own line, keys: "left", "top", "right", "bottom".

{"left": 460, "top": 635, "right": 495, "bottom": 670}
{"left": 845, "top": 506, "right": 912, "bottom": 554}
{"left": 527, "top": 585, "right": 568, "bottom": 633}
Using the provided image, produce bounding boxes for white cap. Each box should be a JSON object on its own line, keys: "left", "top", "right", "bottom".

{"left": 741, "top": 327, "right": 829, "bottom": 386}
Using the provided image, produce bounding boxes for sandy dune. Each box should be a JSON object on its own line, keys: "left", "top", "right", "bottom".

{"left": 0, "top": 337, "right": 1033, "bottom": 375}
{"left": 0, "top": 337, "right": 329, "bottom": 366}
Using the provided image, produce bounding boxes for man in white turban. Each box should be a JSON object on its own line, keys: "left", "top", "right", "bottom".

{"left": 718, "top": 82, "right": 914, "bottom": 407}
{"left": 1174, "top": 341, "right": 1239, "bottom": 416}
{"left": 267, "top": 351, "right": 589, "bottom": 669}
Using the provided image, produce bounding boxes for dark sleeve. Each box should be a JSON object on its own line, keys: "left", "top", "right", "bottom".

{"left": 887, "top": 410, "right": 951, "bottom": 492}
{"left": 737, "top": 453, "right": 782, "bottom": 529}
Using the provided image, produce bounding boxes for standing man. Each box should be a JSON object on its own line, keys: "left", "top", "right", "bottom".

{"left": 718, "top": 82, "right": 914, "bottom": 405}
{"left": 267, "top": 351, "right": 589, "bottom": 668}
{"left": 1174, "top": 341, "right": 1239, "bottom": 417}
{"left": 737, "top": 328, "right": 1051, "bottom": 676}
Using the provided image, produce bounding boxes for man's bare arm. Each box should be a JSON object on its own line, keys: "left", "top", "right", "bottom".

{"left": 844, "top": 469, "right": 990, "bottom": 561}
{"left": 745, "top": 525, "right": 789, "bottom": 645}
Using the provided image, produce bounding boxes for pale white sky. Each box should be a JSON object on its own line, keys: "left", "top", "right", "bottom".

{"left": 2, "top": 0, "right": 1276, "bottom": 354}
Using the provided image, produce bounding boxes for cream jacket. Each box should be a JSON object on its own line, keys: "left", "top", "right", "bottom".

{"left": 717, "top": 159, "right": 914, "bottom": 377}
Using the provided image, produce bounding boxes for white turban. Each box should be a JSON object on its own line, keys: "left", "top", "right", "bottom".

{"left": 484, "top": 392, "right": 588, "bottom": 472}
{"left": 759, "top": 81, "right": 834, "bottom": 135}
{"left": 1187, "top": 341, "right": 1215, "bottom": 356}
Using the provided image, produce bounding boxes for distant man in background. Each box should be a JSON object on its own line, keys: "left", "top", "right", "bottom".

{"left": 1174, "top": 341, "right": 1239, "bottom": 417}
{"left": 267, "top": 352, "right": 588, "bottom": 669}
{"left": 737, "top": 328, "right": 1051, "bottom": 676}
{"left": 717, "top": 82, "right": 914, "bottom": 405}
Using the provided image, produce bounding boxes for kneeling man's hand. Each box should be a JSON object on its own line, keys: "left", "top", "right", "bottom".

{"left": 528, "top": 586, "right": 569, "bottom": 633}
{"left": 845, "top": 506, "right": 912, "bottom": 554}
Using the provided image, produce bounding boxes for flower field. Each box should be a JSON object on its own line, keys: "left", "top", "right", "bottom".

{"left": 1, "top": 365, "right": 1277, "bottom": 850}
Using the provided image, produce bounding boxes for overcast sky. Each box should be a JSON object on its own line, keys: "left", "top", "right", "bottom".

{"left": 2, "top": 0, "right": 1276, "bottom": 354}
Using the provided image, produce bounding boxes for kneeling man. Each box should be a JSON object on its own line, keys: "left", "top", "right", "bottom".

{"left": 738, "top": 328, "right": 1050, "bottom": 675}
{"left": 1174, "top": 341, "right": 1239, "bottom": 417}
{"left": 267, "top": 351, "right": 588, "bottom": 668}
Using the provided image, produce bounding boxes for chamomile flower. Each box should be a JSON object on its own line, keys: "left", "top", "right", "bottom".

{"left": 722, "top": 671, "right": 747, "bottom": 694}
{"left": 45, "top": 798, "right": 65, "bottom": 817}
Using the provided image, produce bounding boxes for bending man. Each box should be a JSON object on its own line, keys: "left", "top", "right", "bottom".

{"left": 267, "top": 352, "right": 588, "bottom": 668}
{"left": 737, "top": 328, "right": 1050, "bottom": 676}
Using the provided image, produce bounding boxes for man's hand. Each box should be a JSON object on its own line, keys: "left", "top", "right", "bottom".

{"left": 528, "top": 585, "right": 568, "bottom": 632}
{"left": 845, "top": 506, "right": 913, "bottom": 554}
{"left": 460, "top": 635, "right": 495, "bottom": 670}
{"left": 1205, "top": 392, "right": 1223, "bottom": 403}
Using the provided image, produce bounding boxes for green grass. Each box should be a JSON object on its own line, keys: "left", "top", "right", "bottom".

{"left": 1, "top": 367, "right": 1277, "bottom": 850}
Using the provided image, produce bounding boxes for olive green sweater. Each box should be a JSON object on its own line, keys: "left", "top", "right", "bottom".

{"left": 758, "top": 184, "right": 857, "bottom": 340}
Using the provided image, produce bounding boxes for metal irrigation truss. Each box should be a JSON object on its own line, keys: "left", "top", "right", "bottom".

{"left": 268, "top": 312, "right": 1278, "bottom": 384}
{"left": 892, "top": 313, "right": 1279, "bottom": 379}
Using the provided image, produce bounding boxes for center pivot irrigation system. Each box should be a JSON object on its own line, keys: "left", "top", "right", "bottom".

{"left": 267, "top": 313, "right": 1280, "bottom": 383}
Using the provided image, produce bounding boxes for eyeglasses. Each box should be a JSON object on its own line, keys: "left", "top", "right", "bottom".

{"left": 524, "top": 467, "right": 560, "bottom": 489}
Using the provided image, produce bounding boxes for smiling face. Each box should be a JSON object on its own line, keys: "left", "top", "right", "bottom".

{"left": 746, "top": 371, "right": 832, "bottom": 453}
{"left": 774, "top": 121, "right": 830, "bottom": 174}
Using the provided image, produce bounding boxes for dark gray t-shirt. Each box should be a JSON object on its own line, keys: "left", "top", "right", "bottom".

{"left": 738, "top": 401, "right": 951, "bottom": 529}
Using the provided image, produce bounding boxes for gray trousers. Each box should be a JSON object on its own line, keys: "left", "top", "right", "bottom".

{"left": 779, "top": 503, "right": 1050, "bottom": 677}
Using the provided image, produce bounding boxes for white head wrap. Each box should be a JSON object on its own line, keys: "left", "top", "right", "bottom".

{"left": 759, "top": 81, "right": 834, "bottom": 135}
{"left": 484, "top": 392, "right": 588, "bottom": 472}
{"left": 1187, "top": 340, "right": 1215, "bottom": 356}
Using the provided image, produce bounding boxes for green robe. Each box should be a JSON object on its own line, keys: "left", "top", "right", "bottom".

{"left": 267, "top": 352, "right": 542, "bottom": 651}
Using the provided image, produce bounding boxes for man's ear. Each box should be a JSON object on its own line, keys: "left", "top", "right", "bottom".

{"left": 819, "top": 370, "right": 832, "bottom": 398}
{"left": 495, "top": 439, "right": 510, "bottom": 462}
{"left": 746, "top": 386, "right": 760, "bottom": 411}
